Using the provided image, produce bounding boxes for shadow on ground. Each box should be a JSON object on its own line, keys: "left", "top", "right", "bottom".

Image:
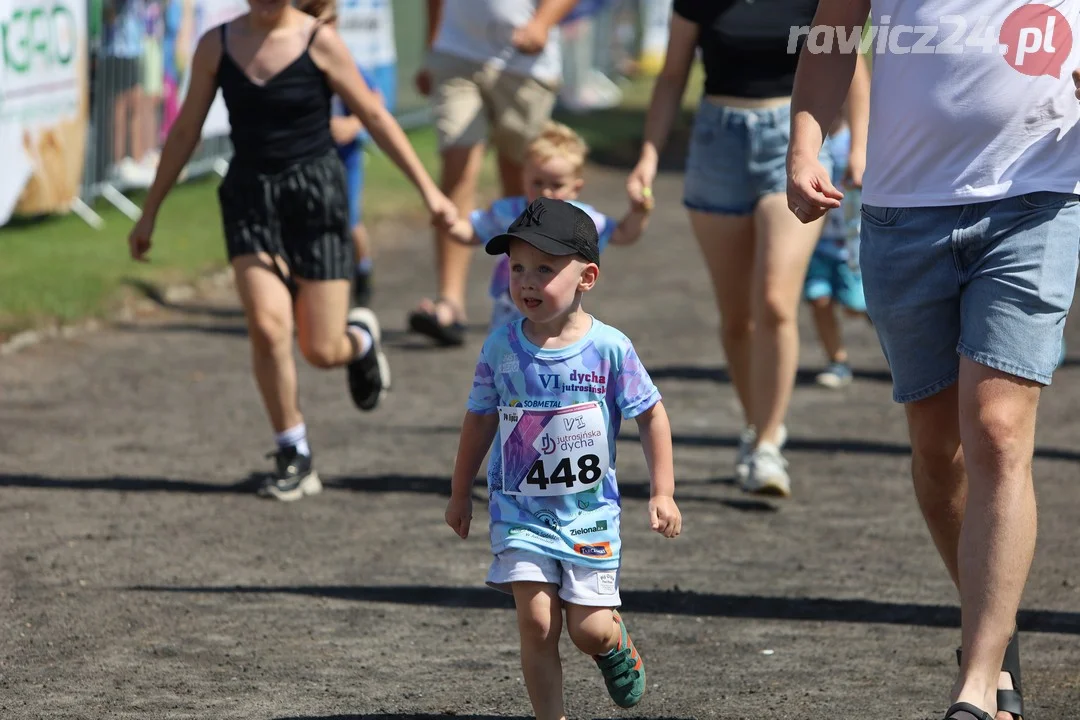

{"left": 122, "top": 278, "right": 244, "bottom": 319}
{"left": 0, "top": 472, "right": 776, "bottom": 512}
{"left": 648, "top": 364, "right": 894, "bottom": 386}
{"left": 616, "top": 433, "right": 1080, "bottom": 463}
{"left": 129, "top": 583, "right": 1080, "bottom": 635}
{"left": 0, "top": 472, "right": 464, "bottom": 496}
{"left": 272, "top": 715, "right": 693, "bottom": 720}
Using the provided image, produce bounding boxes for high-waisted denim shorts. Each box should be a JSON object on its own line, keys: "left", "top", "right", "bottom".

{"left": 683, "top": 99, "right": 832, "bottom": 216}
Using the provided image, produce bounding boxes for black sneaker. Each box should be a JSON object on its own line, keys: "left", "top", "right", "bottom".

{"left": 352, "top": 269, "right": 373, "bottom": 308}
{"left": 257, "top": 445, "right": 321, "bottom": 501}
{"left": 346, "top": 307, "right": 390, "bottom": 411}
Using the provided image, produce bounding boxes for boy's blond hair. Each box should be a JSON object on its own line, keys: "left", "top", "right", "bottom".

{"left": 526, "top": 121, "right": 589, "bottom": 175}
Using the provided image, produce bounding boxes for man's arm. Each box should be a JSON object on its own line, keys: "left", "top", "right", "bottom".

{"left": 789, "top": 0, "right": 872, "bottom": 166}
{"left": 534, "top": 0, "right": 579, "bottom": 28}
{"left": 513, "top": 0, "right": 579, "bottom": 54}
{"left": 787, "top": 0, "right": 872, "bottom": 219}
{"left": 424, "top": 0, "right": 442, "bottom": 48}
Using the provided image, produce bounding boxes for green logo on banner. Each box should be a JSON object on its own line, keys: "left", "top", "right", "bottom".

{"left": 2, "top": 3, "right": 76, "bottom": 73}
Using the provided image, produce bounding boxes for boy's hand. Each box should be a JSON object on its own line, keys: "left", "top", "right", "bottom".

{"left": 629, "top": 187, "right": 654, "bottom": 214}
{"left": 445, "top": 495, "right": 474, "bottom": 539}
{"left": 330, "top": 116, "right": 361, "bottom": 146}
{"left": 627, "top": 161, "right": 656, "bottom": 210}
{"left": 426, "top": 190, "right": 459, "bottom": 232}
{"left": 649, "top": 495, "right": 682, "bottom": 538}
{"left": 447, "top": 217, "right": 476, "bottom": 246}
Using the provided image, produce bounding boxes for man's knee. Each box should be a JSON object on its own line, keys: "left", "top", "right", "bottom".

{"left": 907, "top": 387, "right": 963, "bottom": 481}
{"left": 963, "top": 399, "right": 1037, "bottom": 474}
{"left": 960, "top": 362, "right": 1041, "bottom": 474}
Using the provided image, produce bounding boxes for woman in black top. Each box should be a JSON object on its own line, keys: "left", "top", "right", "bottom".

{"left": 128, "top": 0, "right": 456, "bottom": 500}
{"left": 627, "top": 0, "right": 869, "bottom": 499}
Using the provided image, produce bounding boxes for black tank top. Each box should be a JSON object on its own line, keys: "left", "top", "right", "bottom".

{"left": 217, "top": 22, "right": 334, "bottom": 173}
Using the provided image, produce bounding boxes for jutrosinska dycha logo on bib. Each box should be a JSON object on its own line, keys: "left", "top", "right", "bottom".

{"left": 789, "top": 4, "right": 1073, "bottom": 77}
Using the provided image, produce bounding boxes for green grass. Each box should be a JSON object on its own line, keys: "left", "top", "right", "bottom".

{"left": 0, "top": 72, "right": 683, "bottom": 338}
{"left": 0, "top": 127, "right": 497, "bottom": 337}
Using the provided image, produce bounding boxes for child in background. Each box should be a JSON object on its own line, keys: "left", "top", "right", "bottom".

{"left": 446, "top": 121, "right": 652, "bottom": 332}
{"left": 803, "top": 117, "right": 868, "bottom": 389}
{"left": 446, "top": 197, "right": 681, "bottom": 719}
{"left": 299, "top": 0, "right": 397, "bottom": 309}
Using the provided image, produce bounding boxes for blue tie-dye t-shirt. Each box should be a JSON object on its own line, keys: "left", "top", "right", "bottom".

{"left": 466, "top": 316, "right": 661, "bottom": 570}
{"left": 471, "top": 196, "right": 616, "bottom": 302}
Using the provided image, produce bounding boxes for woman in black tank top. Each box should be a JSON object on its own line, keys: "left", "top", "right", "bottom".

{"left": 127, "top": 0, "right": 457, "bottom": 500}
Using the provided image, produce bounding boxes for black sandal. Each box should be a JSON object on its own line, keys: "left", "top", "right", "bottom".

{"left": 956, "top": 632, "right": 1024, "bottom": 720}
{"left": 408, "top": 297, "right": 466, "bottom": 347}
{"left": 944, "top": 701, "right": 995, "bottom": 720}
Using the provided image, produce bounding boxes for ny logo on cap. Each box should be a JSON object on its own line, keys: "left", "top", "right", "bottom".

{"left": 518, "top": 201, "right": 548, "bottom": 228}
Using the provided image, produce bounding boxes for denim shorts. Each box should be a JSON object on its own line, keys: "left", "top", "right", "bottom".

{"left": 683, "top": 100, "right": 833, "bottom": 215}
{"left": 860, "top": 191, "right": 1080, "bottom": 403}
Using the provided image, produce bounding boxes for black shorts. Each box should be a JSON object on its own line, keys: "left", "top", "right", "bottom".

{"left": 100, "top": 55, "right": 141, "bottom": 94}
{"left": 217, "top": 149, "right": 353, "bottom": 281}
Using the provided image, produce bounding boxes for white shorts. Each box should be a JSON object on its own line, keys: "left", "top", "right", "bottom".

{"left": 486, "top": 548, "right": 621, "bottom": 608}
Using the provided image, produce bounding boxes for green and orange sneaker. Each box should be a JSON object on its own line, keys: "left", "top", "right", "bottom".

{"left": 593, "top": 610, "right": 646, "bottom": 708}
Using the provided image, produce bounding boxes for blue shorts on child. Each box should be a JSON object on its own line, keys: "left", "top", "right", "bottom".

{"left": 804, "top": 240, "right": 866, "bottom": 312}
{"left": 803, "top": 127, "right": 865, "bottom": 312}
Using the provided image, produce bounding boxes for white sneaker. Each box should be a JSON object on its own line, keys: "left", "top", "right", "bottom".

{"left": 739, "top": 442, "right": 791, "bottom": 498}
{"left": 735, "top": 426, "right": 756, "bottom": 483}
{"left": 734, "top": 424, "right": 787, "bottom": 482}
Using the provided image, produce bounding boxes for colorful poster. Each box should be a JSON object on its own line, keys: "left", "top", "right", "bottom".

{"left": 0, "top": 0, "right": 89, "bottom": 224}
{"left": 168, "top": 0, "right": 244, "bottom": 140}
{"left": 336, "top": 0, "right": 396, "bottom": 70}
{"left": 638, "top": 0, "right": 673, "bottom": 76}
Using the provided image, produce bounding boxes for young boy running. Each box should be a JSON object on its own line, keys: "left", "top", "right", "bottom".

{"left": 445, "top": 197, "right": 681, "bottom": 720}
{"left": 446, "top": 121, "right": 652, "bottom": 332}
{"left": 803, "top": 118, "right": 868, "bottom": 388}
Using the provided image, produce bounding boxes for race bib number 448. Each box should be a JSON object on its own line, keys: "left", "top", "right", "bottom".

{"left": 499, "top": 402, "right": 610, "bottom": 497}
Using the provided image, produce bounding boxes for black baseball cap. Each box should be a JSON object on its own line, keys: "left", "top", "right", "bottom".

{"left": 486, "top": 197, "right": 600, "bottom": 265}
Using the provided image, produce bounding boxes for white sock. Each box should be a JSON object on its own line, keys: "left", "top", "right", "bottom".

{"left": 349, "top": 326, "right": 373, "bottom": 358}
{"left": 276, "top": 423, "right": 310, "bottom": 456}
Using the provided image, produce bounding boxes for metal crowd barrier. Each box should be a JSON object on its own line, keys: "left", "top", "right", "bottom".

{"left": 5, "top": 0, "right": 670, "bottom": 231}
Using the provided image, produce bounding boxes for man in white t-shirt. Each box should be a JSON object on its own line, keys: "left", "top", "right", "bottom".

{"left": 787, "top": 3, "right": 1080, "bottom": 720}
{"left": 407, "top": 0, "right": 579, "bottom": 348}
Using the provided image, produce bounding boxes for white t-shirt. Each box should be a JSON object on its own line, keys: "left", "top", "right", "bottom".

{"left": 862, "top": 0, "right": 1080, "bottom": 207}
{"left": 432, "top": 0, "right": 562, "bottom": 84}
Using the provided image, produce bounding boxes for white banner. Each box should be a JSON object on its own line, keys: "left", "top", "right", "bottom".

{"left": 0, "top": 0, "right": 89, "bottom": 225}
{"left": 638, "top": 0, "right": 673, "bottom": 76}
{"left": 337, "top": 0, "right": 396, "bottom": 69}
{"left": 187, "top": 0, "right": 247, "bottom": 139}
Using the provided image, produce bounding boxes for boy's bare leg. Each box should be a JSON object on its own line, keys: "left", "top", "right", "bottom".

{"left": 564, "top": 604, "right": 618, "bottom": 655}
{"left": 512, "top": 582, "right": 566, "bottom": 720}
{"left": 809, "top": 297, "right": 847, "bottom": 363}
